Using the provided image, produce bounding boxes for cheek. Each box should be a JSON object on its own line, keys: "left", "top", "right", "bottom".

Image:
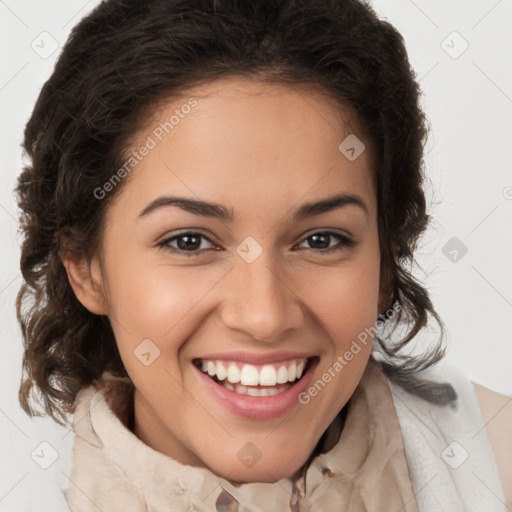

{"left": 104, "top": 233, "right": 380, "bottom": 357}
{"left": 103, "top": 245, "right": 222, "bottom": 347}
{"left": 109, "top": 269, "right": 191, "bottom": 329}
{"left": 295, "top": 258, "right": 380, "bottom": 342}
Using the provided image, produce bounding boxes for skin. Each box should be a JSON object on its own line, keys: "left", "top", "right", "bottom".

{"left": 63, "top": 76, "right": 391, "bottom": 483}
{"left": 473, "top": 383, "right": 512, "bottom": 506}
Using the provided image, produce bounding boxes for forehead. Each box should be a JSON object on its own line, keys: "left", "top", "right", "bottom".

{"left": 111, "top": 76, "right": 376, "bottom": 221}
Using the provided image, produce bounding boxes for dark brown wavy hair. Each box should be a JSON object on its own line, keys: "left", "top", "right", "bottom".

{"left": 16, "top": 0, "right": 450, "bottom": 427}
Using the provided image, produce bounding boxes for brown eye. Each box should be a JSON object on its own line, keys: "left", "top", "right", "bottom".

{"left": 296, "top": 231, "right": 356, "bottom": 253}
{"left": 158, "top": 232, "right": 216, "bottom": 255}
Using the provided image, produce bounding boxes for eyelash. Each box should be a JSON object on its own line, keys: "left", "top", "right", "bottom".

{"left": 157, "top": 230, "right": 356, "bottom": 256}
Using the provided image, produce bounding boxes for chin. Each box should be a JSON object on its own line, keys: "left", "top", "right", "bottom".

{"left": 206, "top": 451, "right": 311, "bottom": 484}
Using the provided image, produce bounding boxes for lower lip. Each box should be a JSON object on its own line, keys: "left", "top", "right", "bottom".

{"left": 194, "top": 359, "right": 317, "bottom": 420}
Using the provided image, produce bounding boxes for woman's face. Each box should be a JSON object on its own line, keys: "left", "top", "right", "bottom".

{"left": 79, "top": 77, "right": 386, "bottom": 482}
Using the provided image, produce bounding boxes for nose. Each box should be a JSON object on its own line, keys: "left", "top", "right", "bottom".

{"left": 219, "top": 253, "right": 304, "bottom": 343}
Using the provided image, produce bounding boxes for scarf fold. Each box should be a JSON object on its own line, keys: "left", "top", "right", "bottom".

{"left": 65, "top": 359, "right": 419, "bottom": 511}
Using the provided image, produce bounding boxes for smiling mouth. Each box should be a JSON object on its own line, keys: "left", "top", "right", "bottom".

{"left": 193, "top": 356, "right": 318, "bottom": 397}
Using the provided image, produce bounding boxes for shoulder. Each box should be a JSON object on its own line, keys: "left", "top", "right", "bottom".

{"left": 473, "top": 381, "right": 512, "bottom": 507}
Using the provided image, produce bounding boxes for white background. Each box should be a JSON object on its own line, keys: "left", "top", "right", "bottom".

{"left": 1, "top": 0, "right": 511, "bottom": 510}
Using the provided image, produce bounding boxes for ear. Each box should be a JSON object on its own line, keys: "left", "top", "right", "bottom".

{"left": 60, "top": 248, "right": 108, "bottom": 316}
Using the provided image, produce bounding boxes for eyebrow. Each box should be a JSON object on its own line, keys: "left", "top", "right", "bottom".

{"left": 138, "top": 192, "right": 369, "bottom": 222}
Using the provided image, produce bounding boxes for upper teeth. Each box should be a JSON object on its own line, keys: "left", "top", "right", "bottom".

{"left": 200, "top": 359, "right": 307, "bottom": 386}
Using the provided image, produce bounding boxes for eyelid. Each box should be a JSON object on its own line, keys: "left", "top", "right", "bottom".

{"left": 158, "top": 228, "right": 356, "bottom": 256}
{"left": 158, "top": 228, "right": 217, "bottom": 245}
{"left": 297, "top": 227, "right": 354, "bottom": 242}
{"left": 294, "top": 230, "right": 356, "bottom": 252}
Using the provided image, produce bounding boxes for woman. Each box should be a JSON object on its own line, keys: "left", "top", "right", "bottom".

{"left": 16, "top": 0, "right": 511, "bottom": 510}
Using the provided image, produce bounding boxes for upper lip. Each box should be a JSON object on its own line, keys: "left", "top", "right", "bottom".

{"left": 194, "top": 351, "right": 317, "bottom": 365}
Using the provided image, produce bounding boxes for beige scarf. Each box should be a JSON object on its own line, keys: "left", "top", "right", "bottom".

{"left": 65, "top": 358, "right": 419, "bottom": 511}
